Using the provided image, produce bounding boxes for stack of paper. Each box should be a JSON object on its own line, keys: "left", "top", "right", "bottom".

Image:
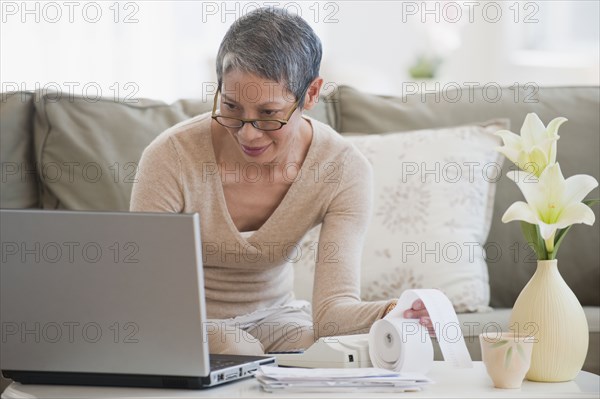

{"left": 255, "top": 366, "right": 433, "bottom": 393}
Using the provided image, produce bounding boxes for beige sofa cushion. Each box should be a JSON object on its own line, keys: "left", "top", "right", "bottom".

{"left": 330, "top": 86, "right": 600, "bottom": 309}
{"left": 32, "top": 92, "right": 332, "bottom": 211}
{"left": 294, "top": 120, "right": 507, "bottom": 312}
{"left": 0, "top": 92, "right": 39, "bottom": 208}
{"left": 33, "top": 94, "right": 198, "bottom": 210}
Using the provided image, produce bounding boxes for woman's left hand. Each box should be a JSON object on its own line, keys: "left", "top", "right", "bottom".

{"left": 403, "top": 299, "right": 435, "bottom": 337}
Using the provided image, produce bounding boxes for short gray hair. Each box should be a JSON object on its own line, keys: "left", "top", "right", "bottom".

{"left": 216, "top": 7, "right": 322, "bottom": 107}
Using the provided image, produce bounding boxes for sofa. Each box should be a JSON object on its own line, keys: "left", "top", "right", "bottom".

{"left": 1, "top": 85, "right": 598, "bottom": 390}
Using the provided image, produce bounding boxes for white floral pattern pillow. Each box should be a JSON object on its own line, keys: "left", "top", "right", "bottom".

{"left": 293, "top": 121, "right": 507, "bottom": 313}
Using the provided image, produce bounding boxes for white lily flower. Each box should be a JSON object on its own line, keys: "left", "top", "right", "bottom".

{"left": 495, "top": 113, "right": 567, "bottom": 176}
{"left": 502, "top": 163, "right": 598, "bottom": 240}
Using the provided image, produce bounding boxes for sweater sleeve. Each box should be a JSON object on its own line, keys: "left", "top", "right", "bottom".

{"left": 311, "top": 148, "right": 396, "bottom": 339}
{"left": 129, "top": 135, "right": 185, "bottom": 213}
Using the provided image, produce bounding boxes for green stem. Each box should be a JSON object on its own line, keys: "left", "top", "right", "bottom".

{"left": 545, "top": 232, "right": 556, "bottom": 260}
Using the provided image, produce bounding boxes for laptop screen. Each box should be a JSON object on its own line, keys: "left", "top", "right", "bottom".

{"left": 1, "top": 210, "right": 210, "bottom": 377}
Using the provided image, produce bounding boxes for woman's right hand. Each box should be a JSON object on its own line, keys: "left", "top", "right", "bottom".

{"left": 403, "top": 299, "right": 435, "bottom": 337}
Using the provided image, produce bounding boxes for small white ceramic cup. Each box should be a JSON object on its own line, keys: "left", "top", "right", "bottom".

{"left": 479, "top": 332, "right": 535, "bottom": 389}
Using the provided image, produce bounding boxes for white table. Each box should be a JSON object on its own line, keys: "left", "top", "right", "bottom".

{"left": 2, "top": 362, "right": 599, "bottom": 399}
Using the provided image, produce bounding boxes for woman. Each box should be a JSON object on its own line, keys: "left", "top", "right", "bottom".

{"left": 130, "top": 7, "right": 431, "bottom": 355}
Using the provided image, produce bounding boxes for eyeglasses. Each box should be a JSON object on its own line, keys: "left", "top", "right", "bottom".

{"left": 211, "top": 87, "right": 300, "bottom": 131}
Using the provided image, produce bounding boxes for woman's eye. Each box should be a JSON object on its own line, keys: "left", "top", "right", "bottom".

{"left": 224, "top": 102, "right": 237, "bottom": 110}
{"left": 262, "top": 110, "right": 278, "bottom": 116}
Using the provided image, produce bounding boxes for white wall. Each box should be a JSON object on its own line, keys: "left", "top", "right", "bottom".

{"left": 1, "top": 1, "right": 598, "bottom": 102}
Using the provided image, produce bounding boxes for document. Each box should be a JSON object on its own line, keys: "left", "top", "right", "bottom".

{"left": 255, "top": 366, "right": 433, "bottom": 393}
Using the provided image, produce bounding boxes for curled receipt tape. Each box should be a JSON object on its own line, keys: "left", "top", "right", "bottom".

{"left": 368, "top": 289, "right": 473, "bottom": 373}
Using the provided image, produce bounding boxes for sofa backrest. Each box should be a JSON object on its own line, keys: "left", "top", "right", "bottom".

{"left": 1, "top": 86, "right": 598, "bottom": 309}
{"left": 1, "top": 92, "right": 38, "bottom": 208}
{"left": 0, "top": 91, "right": 331, "bottom": 211}
{"left": 327, "top": 85, "right": 600, "bottom": 308}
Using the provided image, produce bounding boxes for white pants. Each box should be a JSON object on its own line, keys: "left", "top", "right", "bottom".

{"left": 206, "top": 299, "right": 315, "bottom": 355}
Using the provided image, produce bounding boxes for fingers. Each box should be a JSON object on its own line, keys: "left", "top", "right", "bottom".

{"left": 402, "top": 311, "right": 436, "bottom": 336}
{"left": 404, "top": 299, "right": 427, "bottom": 318}
{"left": 403, "top": 308, "right": 428, "bottom": 319}
{"left": 412, "top": 299, "right": 425, "bottom": 310}
{"left": 403, "top": 300, "right": 435, "bottom": 337}
{"left": 419, "top": 316, "right": 436, "bottom": 337}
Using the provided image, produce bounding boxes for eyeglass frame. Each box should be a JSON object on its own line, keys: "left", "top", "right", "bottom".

{"left": 211, "top": 86, "right": 301, "bottom": 131}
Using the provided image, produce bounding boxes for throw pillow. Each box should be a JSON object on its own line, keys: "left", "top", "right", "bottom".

{"left": 293, "top": 120, "right": 507, "bottom": 312}
{"left": 32, "top": 93, "right": 207, "bottom": 210}
{"left": 32, "top": 92, "right": 332, "bottom": 211}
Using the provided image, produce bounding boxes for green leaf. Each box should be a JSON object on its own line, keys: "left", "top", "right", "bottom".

{"left": 492, "top": 340, "right": 508, "bottom": 348}
{"left": 520, "top": 222, "right": 543, "bottom": 259}
{"left": 551, "top": 199, "right": 600, "bottom": 259}
{"left": 583, "top": 199, "right": 600, "bottom": 207}
{"left": 505, "top": 347, "right": 513, "bottom": 369}
{"left": 551, "top": 226, "right": 571, "bottom": 260}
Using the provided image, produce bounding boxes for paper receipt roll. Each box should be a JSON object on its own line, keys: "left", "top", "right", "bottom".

{"left": 368, "top": 289, "right": 472, "bottom": 374}
{"left": 368, "top": 318, "right": 434, "bottom": 374}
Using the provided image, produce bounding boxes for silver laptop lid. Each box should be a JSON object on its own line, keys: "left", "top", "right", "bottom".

{"left": 0, "top": 210, "right": 210, "bottom": 377}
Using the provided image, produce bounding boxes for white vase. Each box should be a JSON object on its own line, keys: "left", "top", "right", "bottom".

{"left": 509, "top": 259, "right": 589, "bottom": 382}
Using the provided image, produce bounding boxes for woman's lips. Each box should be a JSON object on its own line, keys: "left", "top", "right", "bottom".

{"left": 241, "top": 143, "right": 271, "bottom": 157}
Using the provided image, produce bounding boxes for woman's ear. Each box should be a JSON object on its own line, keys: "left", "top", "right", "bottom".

{"left": 302, "top": 77, "right": 324, "bottom": 111}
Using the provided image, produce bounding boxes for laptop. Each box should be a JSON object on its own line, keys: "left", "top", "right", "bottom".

{"left": 0, "top": 209, "right": 276, "bottom": 389}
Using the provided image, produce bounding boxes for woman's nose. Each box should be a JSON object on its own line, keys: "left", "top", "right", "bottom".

{"left": 237, "top": 122, "right": 263, "bottom": 142}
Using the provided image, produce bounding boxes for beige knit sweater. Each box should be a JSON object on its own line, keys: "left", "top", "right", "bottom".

{"left": 129, "top": 112, "right": 393, "bottom": 338}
